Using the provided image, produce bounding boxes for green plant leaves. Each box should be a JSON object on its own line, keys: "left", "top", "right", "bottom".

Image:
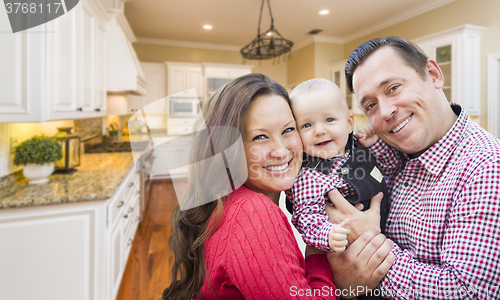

{"left": 13, "top": 135, "right": 63, "bottom": 166}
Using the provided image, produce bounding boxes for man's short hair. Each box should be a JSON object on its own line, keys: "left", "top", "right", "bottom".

{"left": 345, "top": 37, "right": 429, "bottom": 93}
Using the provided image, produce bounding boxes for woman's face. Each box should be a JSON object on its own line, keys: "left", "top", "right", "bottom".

{"left": 242, "top": 94, "right": 303, "bottom": 200}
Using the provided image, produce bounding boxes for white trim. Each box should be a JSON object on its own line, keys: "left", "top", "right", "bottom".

{"left": 313, "top": 35, "right": 344, "bottom": 44}
{"left": 487, "top": 52, "right": 500, "bottom": 138}
{"left": 343, "top": 0, "right": 456, "bottom": 43}
{"left": 136, "top": 37, "right": 242, "bottom": 52}
{"left": 202, "top": 62, "right": 254, "bottom": 69}
{"left": 291, "top": 36, "right": 315, "bottom": 52}
{"left": 413, "top": 24, "right": 486, "bottom": 43}
{"left": 116, "top": 12, "right": 137, "bottom": 43}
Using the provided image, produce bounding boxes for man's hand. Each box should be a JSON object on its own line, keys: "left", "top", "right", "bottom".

{"left": 356, "top": 124, "right": 379, "bottom": 148}
{"left": 326, "top": 227, "right": 395, "bottom": 298}
{"left": 329, "top": 219, "right": 350, "bottom": 252}
{"left": 325, "top": 190, "right": 382, "bottom": 244}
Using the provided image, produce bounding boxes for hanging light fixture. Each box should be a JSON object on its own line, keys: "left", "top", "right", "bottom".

{"left": 240, "top": 0, "right": 293, "bottom": 63}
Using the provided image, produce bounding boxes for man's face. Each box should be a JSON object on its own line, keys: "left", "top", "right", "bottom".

{"left": 352, "top": 46, "right": 448, "bottom": 157}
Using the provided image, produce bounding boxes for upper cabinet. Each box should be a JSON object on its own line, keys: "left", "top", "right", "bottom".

{"left": 414, "top": 24, "right": 485, "bottom": 116}
{"left": 331, "top": 60, "right": 363, "bottom": 115}
{"left": 0, "top": 0, "right": 109, "bottom": 122}
{"left": 165, "top": 62, "right": 204, "bottom": 98}
{"left": 203, "top": 63, "right": 253, "bottom": 101}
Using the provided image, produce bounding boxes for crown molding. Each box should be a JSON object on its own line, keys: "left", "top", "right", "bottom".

{"left": 343, "top": 0, "right": 456, "bottom": 43}
{"left": 313, "top": 35, "right": 344, "bottom": 44}
{"left": 291, "top": 35, "right": 344, "bottom": 53}
{"left": 136, "top": 37, "right": 242, "bottom": 51}
{"left": 413, "top": 24, "right": 486, "bottom": 43}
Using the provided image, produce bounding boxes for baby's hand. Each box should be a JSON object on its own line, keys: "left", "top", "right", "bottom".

{"left": 329, "top": 219, "right": 350, "bottom": 252}
{"left": 356, "top": 124, "right": 379, "bottom": 147}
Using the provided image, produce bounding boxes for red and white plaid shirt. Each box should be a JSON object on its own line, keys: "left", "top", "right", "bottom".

{"left": 285, "top": 149, "right": 357, "bottom": 251}
{"left": 370, "top": 104, "right": 500, "bottom": 299}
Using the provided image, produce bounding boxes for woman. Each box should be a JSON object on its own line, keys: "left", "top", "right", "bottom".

{"left": 163, "top": 74, "right": 392, "bottom": 299}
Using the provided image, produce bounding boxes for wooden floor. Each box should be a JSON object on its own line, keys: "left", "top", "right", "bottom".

{"left": 116, "top": 179, "right": 178, "bottom": 300}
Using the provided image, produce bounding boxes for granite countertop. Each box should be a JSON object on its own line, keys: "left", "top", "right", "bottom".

{"left": 0, "top": 153, "right": 136, "bottom": 209}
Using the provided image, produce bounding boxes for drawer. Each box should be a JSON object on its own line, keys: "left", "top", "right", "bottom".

{"left": 168, "top": 125, "right": 194, "bottom": 136}
{"left": 123, "top": 170, "right": 140, "bottom": 200}
{"left": 122, "top": 199, "right": 141, "bottom": 267}
{"left": 107, "top": 188, "right": 126, "bottom": 228}
{"left": 122, "top": 185, "right": 140, "bottom": 231}
{"left": 168, "top": 118, "right": 196, "bottom": 127}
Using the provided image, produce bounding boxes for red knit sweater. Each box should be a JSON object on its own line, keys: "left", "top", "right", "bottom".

{"left": 197, "top": 185, "right": 339, "bottom": 299}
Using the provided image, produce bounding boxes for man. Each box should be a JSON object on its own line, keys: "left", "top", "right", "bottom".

{"left": 327, "top": 37, "right": 500, "bottom": 299}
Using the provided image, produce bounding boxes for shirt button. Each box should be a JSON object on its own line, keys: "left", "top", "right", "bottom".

{"left": 403, "top": 182, "right": 409, "bottom": 187}
{"left": 341, "top": 167, "right": 349, "bottom": 175}
{"left": 387, "top": 220, "right": 392, "bottom": 226}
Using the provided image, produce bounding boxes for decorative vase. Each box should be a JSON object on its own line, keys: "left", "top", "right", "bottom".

{"left": 23, "top": 162, "right": 55, "bottom": 184}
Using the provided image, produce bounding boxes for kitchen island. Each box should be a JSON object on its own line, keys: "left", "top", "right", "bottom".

{"left": 0, "top": 153, "right": 143, "bottom": 300}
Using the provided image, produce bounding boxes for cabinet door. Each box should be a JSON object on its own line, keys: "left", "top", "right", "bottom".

{"left": 141, "top": 62, "right": 166, "bottom": 112}
{"left": 168, "top": 67, "right": 187, "bottom": 95}
{"left": 80, "top": 3, "right": 96, "bottom": 113}
{"left": 108, "top": 221, "right": 123, "bottom": 300}
{"left": 331, "top": 60, "right": 363, "bottom": 114}
{"left": 94, "top": 24, "right": 107, "bottom": 114}
{"left": 186, "top": 67, "right": 203, "bottom": 98}
{"left": 49, "top": 8, "right": 81, "bottom": 120}
{"left": 0, "top": 209, "right": 97, "bottom": 300}
{"left": 127, "top": 95, "right": 142, "bottom": 114}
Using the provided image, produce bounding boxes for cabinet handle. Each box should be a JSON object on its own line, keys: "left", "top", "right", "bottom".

{"left": 123, "top": 213, "right": 129, "bottom": 219}
{"left": 94, "top": 108, "right": 101, "bottom": 112}
{"left": 135, "top": 216, "right": 140, "bottom": 222}
{"left": 117, "top": 201, "right": 124, "bottom": 208}
{"left": 136, "top": 190, "right": 140, "bottom": 195}
{"left": 128, "top": 182, "right": 134, "bottom": 188}
{"left": 127, "top": 239, "right": 133, "bottom": 246}
{"left": 76, "top": 107, "right": 83, "bottom": 111}
{"left": 128, "top": 207, "right": 134, "bottom": 213}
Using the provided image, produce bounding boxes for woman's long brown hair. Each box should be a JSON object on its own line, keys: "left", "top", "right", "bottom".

{"left": 162, "top": 73, "right": 290, "bottom": 299}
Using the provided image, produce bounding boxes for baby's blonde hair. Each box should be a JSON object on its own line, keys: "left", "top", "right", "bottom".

{"left": 290, "top": 78, "right": 339, "bottom": 100}
{"left": 290, "top": 78, "right": 349, "bottom": 114}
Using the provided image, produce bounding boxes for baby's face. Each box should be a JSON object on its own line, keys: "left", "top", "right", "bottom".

{"left": 291, "top": 88, "right": 353, "bottom": 159}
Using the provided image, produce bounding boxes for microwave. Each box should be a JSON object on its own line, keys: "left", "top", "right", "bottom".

{"left": 168, "top": 97, "right": 201, "bottom": 117}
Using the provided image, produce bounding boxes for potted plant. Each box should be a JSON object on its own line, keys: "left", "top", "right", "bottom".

{"left": 108, "top": 129, "right": 118, "bottom": 143}
{"left": 14, "top": 135, "right": 63, "bottom": 184}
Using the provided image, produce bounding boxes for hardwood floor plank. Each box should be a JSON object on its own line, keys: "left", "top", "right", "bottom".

{"left": 116, "top": 180, "right": 178, "bottom": 300}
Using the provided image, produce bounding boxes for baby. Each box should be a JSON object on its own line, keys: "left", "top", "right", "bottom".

{"left": 285, "top": 78, "right": 390, "bottom": 252}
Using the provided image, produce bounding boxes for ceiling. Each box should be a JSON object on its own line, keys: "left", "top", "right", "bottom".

{"left": 124, "top": 0, "right": 454, "bottom": 48}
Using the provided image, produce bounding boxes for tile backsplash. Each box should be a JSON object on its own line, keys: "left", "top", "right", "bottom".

{"left": 74, "top": 117, "right": 104, "bottom": 140}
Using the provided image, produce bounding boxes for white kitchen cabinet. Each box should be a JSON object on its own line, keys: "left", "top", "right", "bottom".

{"left": 331, "top": 60, "right": 363, "bottom": 115}
{"left": 414, "top": 24, "right": 485, "bottom": 116}
{"left": 0, "top": 0, "right": 108, "bottom": 122}
{"left": 151, "top": 135, "right": 193, "bottom": 179}
{"left": 167, "top": 117, "right": 196, "bottom": 136}
{"left": 0, "top": 166, "right": 141, "bottom": 300}
{"left": 203, "top": 63, "right": 253, "bottom": 101}
{"left": 165, "top": 62, "right": 204, "bottom": 98}
{"left": 107, "top": 94, "right": 142, "bottom": 115}
{"left": 141, "top": 62, "right": 166, "bottom": 113}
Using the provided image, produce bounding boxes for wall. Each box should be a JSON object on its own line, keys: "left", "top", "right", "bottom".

{"left": 133, "top": 43, "right": 288, "bottom": 87}
{"left": 314, "top": 42, "right": 344, "bottom": 80}
{"left": 286, "top": 43, "right": 315, "bottom": 89}
{"left": 343, "top": 0, "right": 500, "bottom": 129}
